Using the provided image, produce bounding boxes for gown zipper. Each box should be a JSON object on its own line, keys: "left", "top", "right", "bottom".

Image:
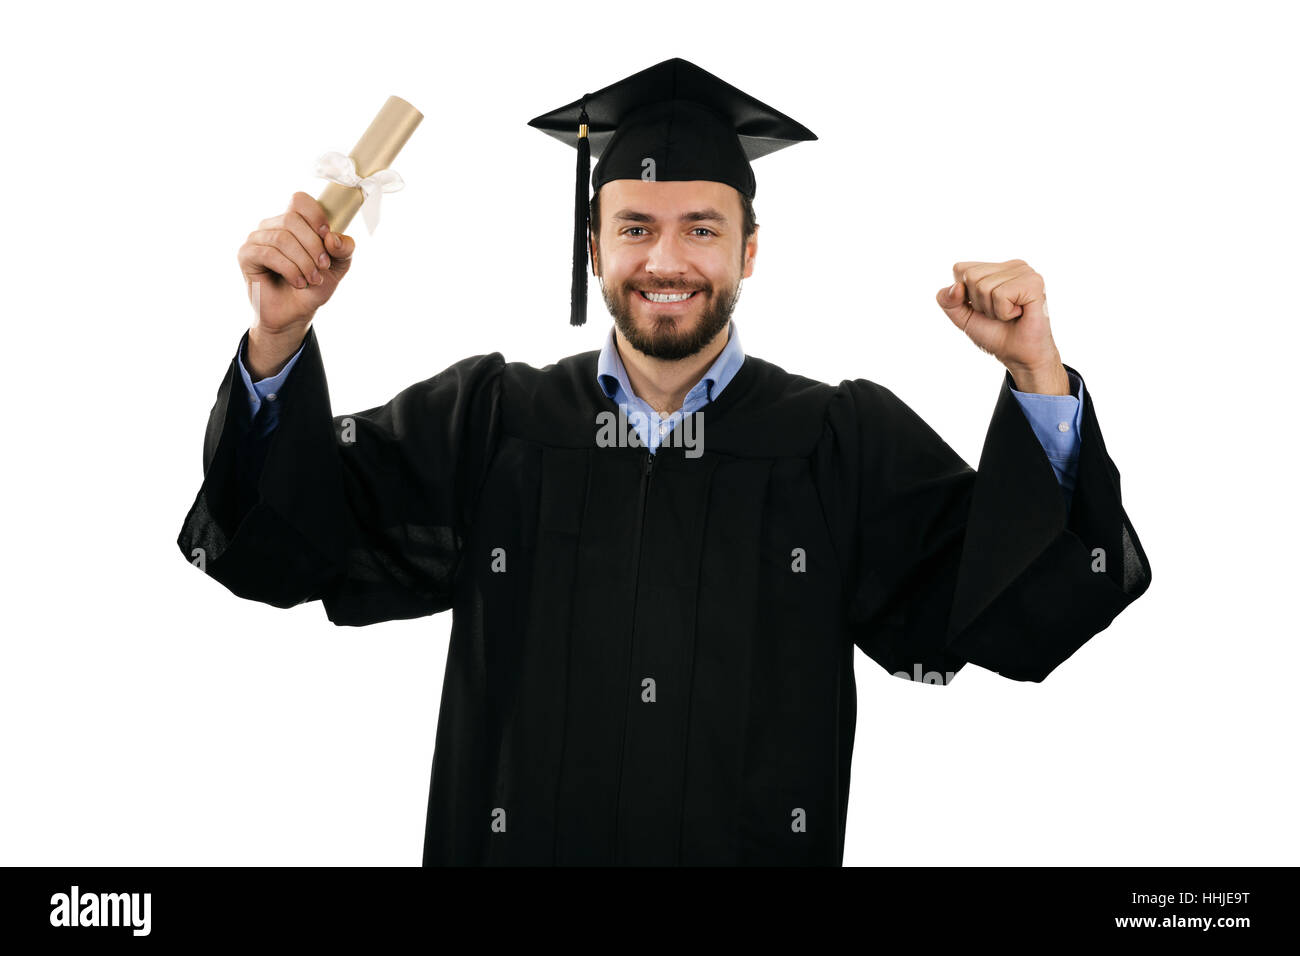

{"left": 613, "top": 447, "right": 655, "bottom": 861}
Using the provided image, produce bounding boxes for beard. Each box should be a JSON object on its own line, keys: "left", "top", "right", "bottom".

{"left": 601, "top": 275, "right": 741, "bottom": 361}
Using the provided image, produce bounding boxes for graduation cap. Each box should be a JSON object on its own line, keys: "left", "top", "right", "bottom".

{"left": 528, "top": 58, "right": 817, "bottom": 326}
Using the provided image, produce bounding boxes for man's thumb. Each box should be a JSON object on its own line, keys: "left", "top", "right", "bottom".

{"left": 937, "top": 280, "right": 965, "bottom": 310}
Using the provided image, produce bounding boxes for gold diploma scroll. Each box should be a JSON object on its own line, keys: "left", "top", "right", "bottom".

{"left": 317, "top": 95, "right": 424, "bottom": 234}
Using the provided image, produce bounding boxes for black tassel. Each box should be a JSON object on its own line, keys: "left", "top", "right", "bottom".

{"left": 571, "top": 100, "right": 591, "bottom": 327}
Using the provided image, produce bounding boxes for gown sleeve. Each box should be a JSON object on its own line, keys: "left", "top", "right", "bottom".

{"left": 177, "top": 325, "right": 505, "bottom": 627}
{"left": 817, "top": 363, "right": 1152, "bottom": 683}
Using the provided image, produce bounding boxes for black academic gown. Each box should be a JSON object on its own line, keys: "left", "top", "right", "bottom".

{"left": 177, "top": 326, "right": 1151, "bottom": 866}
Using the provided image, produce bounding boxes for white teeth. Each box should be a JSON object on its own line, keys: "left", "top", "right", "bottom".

{"left": 642, "top": 291, "right": 695, "bottom": 302}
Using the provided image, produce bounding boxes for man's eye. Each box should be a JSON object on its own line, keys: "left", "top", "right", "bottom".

{"left": 692, "top": 228, "right": 716, "bottom": 237}
{"left": 623, "top": 227, "right": 647, "bottom": 237}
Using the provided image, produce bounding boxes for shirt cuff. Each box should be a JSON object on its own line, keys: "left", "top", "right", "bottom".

{"left": 1009, "top": 368, "right": 1084, "bottom": 463}
{"left": 237, "top": 333, "right": 307, "bottom": 421}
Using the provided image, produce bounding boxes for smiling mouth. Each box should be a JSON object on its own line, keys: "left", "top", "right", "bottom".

{"left": 637, "top": 290, "right": 699, "bottom": 303}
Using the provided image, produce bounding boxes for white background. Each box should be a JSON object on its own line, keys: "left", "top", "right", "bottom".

{"left": 2, "top": 0, "right": 1295, "bottom": 867}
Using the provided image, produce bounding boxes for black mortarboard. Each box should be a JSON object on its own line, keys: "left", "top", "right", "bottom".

{"left": 528, "top": 58, "right": 817, "bottom": 326}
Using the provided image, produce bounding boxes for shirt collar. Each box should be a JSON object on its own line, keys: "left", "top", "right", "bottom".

{"left": 597, "top": 320, "right": 745, "bottom": 407}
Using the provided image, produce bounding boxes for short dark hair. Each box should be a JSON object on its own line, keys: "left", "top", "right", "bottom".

{"left": 589, "top": 186, "right": 758, "bottom": 251}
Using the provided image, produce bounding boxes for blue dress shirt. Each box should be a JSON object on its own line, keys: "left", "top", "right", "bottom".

{"left": 236, "top": 320, "right": 1083, "bottom": 503}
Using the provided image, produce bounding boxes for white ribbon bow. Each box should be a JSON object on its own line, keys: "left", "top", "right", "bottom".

{"left": 313, "top": 150, "right": 405, "bottom": 234}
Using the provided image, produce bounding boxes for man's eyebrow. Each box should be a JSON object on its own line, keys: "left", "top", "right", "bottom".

{"left": 611, "top": 208, "right": 730, "bottom": 224}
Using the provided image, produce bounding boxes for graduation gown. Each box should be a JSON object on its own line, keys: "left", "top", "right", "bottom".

{"left": 177, "top": 326, "right": 1151, "bottom": 866}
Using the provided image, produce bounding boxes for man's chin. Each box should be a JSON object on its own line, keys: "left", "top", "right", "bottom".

{"left": 636, "top": 313, "right": 695, "bottom": 337}
{"left": 618, "top": 314, "right": 699, "bottom": 358}
{"left": 605, "top": 285, "right": 736, "bottom": 361}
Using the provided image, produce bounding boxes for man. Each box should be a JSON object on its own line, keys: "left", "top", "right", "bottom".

{"left": 178, "top": 59, "right": 1151, "bottom": 866}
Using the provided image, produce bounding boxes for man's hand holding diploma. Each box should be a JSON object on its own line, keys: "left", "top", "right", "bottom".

{"left": 237, "top": 191, "right": 355, "bottom": 379}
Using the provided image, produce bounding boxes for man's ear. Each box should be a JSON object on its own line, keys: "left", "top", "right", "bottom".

{"left": 589, "top": 229, "right": 600, "bottom": 277}
{"left": 741, "top": 223, "right": 759, "bottom": 279}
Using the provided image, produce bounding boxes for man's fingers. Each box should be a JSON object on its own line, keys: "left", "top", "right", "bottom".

{"left": 951, "top": 261, "right": 1035, "bottom": 320}
{"left": 321, "top": 229, "right": 355, "bottom": 265}
{"left": 248, "top": 226, "right": 320, "bottom": 285}
{"left": 244, "top": 195, "right": 356, "bottom": 292}
{"left": 288, "top": 191, "right": 330, "bottom": 238}
{"left": 937, "top": 278, "right": 1002, "bottom": 329}
{"left": 283, "top": 209, "right": 330, "bottom": 280}
{"left": 286, "top": 192, "right": 337, "bottom": 278}
{"left": 951, "top": 263, "right": 999, "bottom": 317}
{"left": 937, "top": 280, "right": 1007, "bottom": 356}
{"left": 951, "top": 261, "right": 1007, "bottom": 288}
{"left": 244, "top": 242, "right": 311, "bottom": 289}
{"left": 989, "top": 280, "right": 1028, "bottom": 321}
{"left": 972, "top": 269, "right": 1026, "bottom": 320}
{"left": 311, "top": 223, "right": 355, "bottom": 275}
{"left": 985, "top": 267, "right": 1045, "bottom": 321}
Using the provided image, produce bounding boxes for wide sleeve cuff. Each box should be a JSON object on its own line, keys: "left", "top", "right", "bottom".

{"left": 178, "top": 324, "right": 507, "bottom": 625}
{"left": 944, "top": 362, "right": 1153, "bottom": 680}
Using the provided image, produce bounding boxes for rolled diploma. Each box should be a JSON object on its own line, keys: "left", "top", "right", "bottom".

{"left": 317, "top": 95, "right": 424, "bottom": 234}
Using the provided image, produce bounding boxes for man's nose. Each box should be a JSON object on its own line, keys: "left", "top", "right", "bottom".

{"left": 644, "top": 232, "right": 690, "bottom": 276}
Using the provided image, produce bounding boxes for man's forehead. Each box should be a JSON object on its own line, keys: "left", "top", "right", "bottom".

{"left": 599, "top": 179, "right": 741, "bottom": 215}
